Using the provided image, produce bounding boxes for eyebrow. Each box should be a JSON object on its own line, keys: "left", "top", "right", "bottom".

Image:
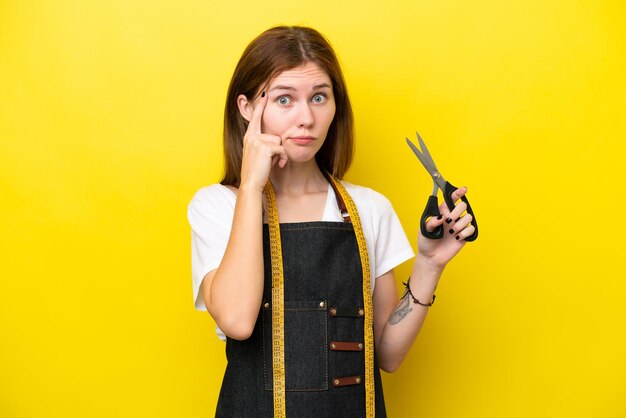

{"left": 269, "top": 83, "right": 332, "bottom": 91}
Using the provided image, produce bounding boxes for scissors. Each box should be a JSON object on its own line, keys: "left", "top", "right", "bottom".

{"left": 406, "top": 132, "right": 478, "bottom": 242}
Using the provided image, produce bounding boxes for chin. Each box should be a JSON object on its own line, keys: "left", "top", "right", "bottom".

{"left": 285, "top": 149, "right": 320, "bottom": 165}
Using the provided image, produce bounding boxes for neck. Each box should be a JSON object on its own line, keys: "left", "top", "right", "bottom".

{"left": 269, "top": 160, "right": 327, "bottom": 195}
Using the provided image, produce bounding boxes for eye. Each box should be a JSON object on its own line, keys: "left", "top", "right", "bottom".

{"left": 277, "top": 96, "right": 292, "bottom": 106}
{"left": 312, "top": 94, "right": 326, "bottom": 104}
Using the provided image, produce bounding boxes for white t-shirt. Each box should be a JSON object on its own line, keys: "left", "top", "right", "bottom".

{"left": 187, "top": 180, "right": 415, "bottom": 340}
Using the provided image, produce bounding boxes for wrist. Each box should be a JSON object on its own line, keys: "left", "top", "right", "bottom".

{"left": 403, "top": 276, "right": 436, "bottom": 307}
{"left": 238, "top": 181, "right": 265, "bottom": 197}
{"left": 415, "top": 252, "right": 445, "bottom": 276}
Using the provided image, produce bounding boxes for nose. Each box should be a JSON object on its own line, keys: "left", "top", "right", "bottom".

{"left": 297, "top": 102, "right": 314, "bottom": 128}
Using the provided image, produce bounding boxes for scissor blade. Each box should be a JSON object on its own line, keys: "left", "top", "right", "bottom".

{"left": 415, "top": 131, "right": 436, "bottom": 167}
{"left": 406, "top": 135, "right": 447, "bottom": 190}
{"left": 405, "top": 137, "right": 437, "bottom": 175}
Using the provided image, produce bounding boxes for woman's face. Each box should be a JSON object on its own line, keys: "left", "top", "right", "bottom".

{"left": 257, "top": 62, "right": 336, "bottom": 164}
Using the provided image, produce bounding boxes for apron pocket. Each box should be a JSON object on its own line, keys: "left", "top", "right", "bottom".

{"left": 262, "top": 299, "right": 328, "bottom": 391}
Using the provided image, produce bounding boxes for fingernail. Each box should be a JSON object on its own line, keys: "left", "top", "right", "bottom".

{"left": 455, "top": 235, "right": 460, "bottom": 240}
{"left": 261, "top": 91, "right": 266, "bottom": 97}
{"left": 437, "top": 215, "right": 443, "bottom": 220}
{"left": 449, "top": 229, "right": 454, "bottom": 234}
{"left": 446, "top": 217, "right": 452, "bottom": 223}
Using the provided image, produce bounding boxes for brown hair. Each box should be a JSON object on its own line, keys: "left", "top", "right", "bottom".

{"left": 220, "top": 26, "right": 354, "bottom": 187}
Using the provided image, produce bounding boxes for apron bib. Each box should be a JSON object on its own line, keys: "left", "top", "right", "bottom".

{"left": 215, "top": 175, "right": 386, "bottom": 417}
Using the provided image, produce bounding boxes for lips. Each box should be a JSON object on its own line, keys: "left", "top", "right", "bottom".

{"left": 290, "top": 136, "right": 315, "bottom": 145}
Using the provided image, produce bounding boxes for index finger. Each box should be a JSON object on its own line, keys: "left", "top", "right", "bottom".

{"left": 438, "top": 186, "right": 467, "bottom": 216}
{"left": 248, "top": 90, "right": 268, "bottom": 135}
{"left": 450, "top": 186, "right": 467, "bottom": 203}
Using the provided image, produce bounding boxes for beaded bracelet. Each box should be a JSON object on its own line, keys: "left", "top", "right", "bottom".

{"left": 402, "top": 277, "right": 436, "bottom": 307}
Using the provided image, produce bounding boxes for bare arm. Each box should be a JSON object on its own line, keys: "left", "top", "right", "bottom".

{"left": 202, "top": 186, "right": 265, "bottom": 340}
{"left": 202, "top": 91, "right": 287, "bottom": 340}
{"left": 374, "top": 186, "right": 476, "bottom": 372}
{"left": 373, "top": 257, "right": 442, "bottom": 372}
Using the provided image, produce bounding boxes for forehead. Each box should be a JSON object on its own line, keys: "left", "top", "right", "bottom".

{"left": 269, "top": 63, "right": 332, "bottom": 88}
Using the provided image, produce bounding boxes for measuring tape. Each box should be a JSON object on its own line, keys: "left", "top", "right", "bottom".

{"left": 264, "top": 181, "right": 286, "bottom": 417}
{"left": 264, "top": 176, "right": 375, "bottom": 418}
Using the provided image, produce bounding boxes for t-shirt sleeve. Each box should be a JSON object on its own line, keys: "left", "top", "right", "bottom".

{"left": 369, "top": 189, "right": 415, "bottom": 278}
{"left": 187, "top": 185, "right": 235, "bottom": 311}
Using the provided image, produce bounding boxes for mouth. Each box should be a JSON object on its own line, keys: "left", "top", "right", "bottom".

{"left": 289, "top": 136, "right": 316, "bottom": 145}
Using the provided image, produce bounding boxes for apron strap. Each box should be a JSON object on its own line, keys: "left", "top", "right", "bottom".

{"left": 321, "top": 170, "right": 351, "bottom": 223}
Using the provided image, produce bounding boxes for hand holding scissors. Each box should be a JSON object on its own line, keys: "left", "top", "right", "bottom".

{"left": 406, "top": 132, "right": 478, "bottom": 242}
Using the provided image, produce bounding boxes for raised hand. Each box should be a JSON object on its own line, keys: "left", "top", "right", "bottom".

{"left": 417, "top": 186, "right": 475, "bottom": 269}
{"left": 239, "top": 92, "right": 288, "bottom": 192}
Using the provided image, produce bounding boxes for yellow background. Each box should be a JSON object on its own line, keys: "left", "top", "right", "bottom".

{"left": 1, "top": 1, "right": 624, "bottom": 417}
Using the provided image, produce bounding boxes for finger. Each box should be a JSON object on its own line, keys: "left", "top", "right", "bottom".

{"left": 268, "top": 145, "right": 287, "bottom": 168}
{"left": 424, "top": 214, "right": 444, "bottom": 233}
{"left": 277, "top": 148, "right": 288, "bottom": 168}
{"left": 438, "top": 186, "right": 468, "bottom": 218}
{"left": 438, "top": 200, "right": 452, "bottom": 219}
{"left": 454, "top": 224, "right": 476, "bottom": 242}
{"left": 443, "top": 200, "right": 467, "bottom": 225}
{"left": 445, "top": 213, "right": 473, "bottom": 237}
{"left": 258, "top": 134, "right": 282, "bottom": 146}
{"left": 246, "top": 134, "right": 281, "bottom": 154}
{"left": 450, "top": 186, "right": 468, "bottom": 203}
{"left": 248, "top": 90, "right": 269, "bottom": 135}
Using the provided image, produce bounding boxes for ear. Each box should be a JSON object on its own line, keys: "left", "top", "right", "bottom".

{"left": 237, "top": 94, "right": 253, "bottom": 122}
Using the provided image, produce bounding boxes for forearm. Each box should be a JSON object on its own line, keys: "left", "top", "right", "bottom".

{"left": 376, "top": 254, "right": 444, "bottom": 372}
{"left": 206, "top": 185, "right": 265, "bottom": 339}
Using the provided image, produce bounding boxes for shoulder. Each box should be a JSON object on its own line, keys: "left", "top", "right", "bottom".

{"left": 187, "top": 184, "right": 237, "bottom": 222}
{"left": 338, "top": 180, "right": 394, "bottom": 214}
{"left": 189, "top": 184, "right": 236, "bottom": 207}
{"left": 337, "top": 179, "right": 414, "bottom": 278}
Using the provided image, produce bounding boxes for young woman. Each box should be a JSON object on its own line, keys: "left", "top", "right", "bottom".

{"left": 188, "top": 26, "right": 475, "bottom": 417}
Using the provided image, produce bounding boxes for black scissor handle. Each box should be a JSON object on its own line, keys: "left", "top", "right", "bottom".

{"left": 443, "top": 181, "right": 479, "bottom": 242}
{"left": 420, "top": 195, "right": 444, "bottom": 239}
